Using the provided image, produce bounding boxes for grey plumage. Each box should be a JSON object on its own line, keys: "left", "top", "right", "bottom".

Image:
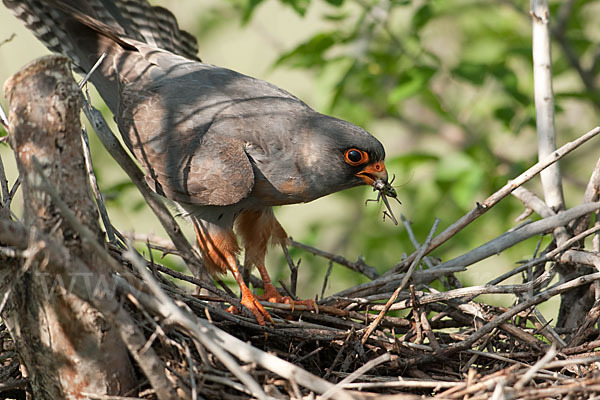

{"left": 5, "top": 0, "right": 389, "bottom": 323}
{"left": 4, "top": 0, "right": 385, "bottom": 225}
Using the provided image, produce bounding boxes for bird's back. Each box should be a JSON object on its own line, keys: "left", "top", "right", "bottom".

{"left": 3, "top": 0, "right": 199, "bottom": 110}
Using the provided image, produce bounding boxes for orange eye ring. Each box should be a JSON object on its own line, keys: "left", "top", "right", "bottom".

{"left": 344, "top": 148, "right": 369, "bottom": 166}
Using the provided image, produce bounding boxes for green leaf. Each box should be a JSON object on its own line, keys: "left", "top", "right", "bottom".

{"left": 451, "top": 167, "right": 484, "bottom": 210}
{"left": 322, "top": 11, "right": 349, "bottom": 21}
{"left": 436, "top": 153, "right": 474, "bottom": 182}
{"left": 494, "top": 106, "right": 515, "bottom": 129}
{"left": 329, "top": 58, "right": 358, "bottom": 111}
{"left": 452, "top": 62, "right": 487, "bottom": 86}
{"left": 436, "top": 153, "right": 484, "bottom": 210}
{"left": 324, "top": 0, "right": 344, "bottom": 6}
{"left": 132, "top": 199, "right": 149, "bottom": 212}
{"left": 241, "top": 0, "right": 265, "bottom": 24}
{"left": 103, "top": 180, "right": 135, "bottom": 201}
{"left": 387, "top": 153, "right": 438, "bottom": 169}
{"left": 275, "top": 32, "right": 339, "bottom": 68}
{"left": 388, "top": 66, "right": 436, "bottom": 104}
{"left": 104, "top": 180, "right": 135, "bottom": 193}
{"left": 490, "top": 64, "right": 529, "bottom": 105}
{"left": 281, "top": 0, "right": 311, "bottom": 16}
{"left": 420, "top": 88, "right": 454, "bottom": 122}
{"left": 413, "top": 4, "right": 433, "bottom": 31}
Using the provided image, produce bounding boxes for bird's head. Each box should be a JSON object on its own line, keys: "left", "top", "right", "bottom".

{"left": 342, "top": 147, "right": 388, "bottom": 186}
{"left": 301, "top": 113, "right": 388, "bottom": 197}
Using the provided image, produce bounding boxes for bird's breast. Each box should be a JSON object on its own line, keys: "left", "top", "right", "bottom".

{"left": 251, "top": 173, "right": 315, "bottom": 206}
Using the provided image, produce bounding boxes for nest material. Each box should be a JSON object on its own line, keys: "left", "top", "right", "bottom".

{"left": 6, "top": 198, "right": 600, "bottom": 399}
{"left": 104, "top": 218, "right": 600, "bottom": 399}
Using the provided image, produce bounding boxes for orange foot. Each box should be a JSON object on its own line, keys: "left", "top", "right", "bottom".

{"left": 257, "top": 282, "right": 317, "bottom": 312}
{"left": 227, "top": 286, "right": 274, "bottom": 326}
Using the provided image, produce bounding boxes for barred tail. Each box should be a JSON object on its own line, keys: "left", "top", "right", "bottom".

{"left": 3, "top": 0, "right": 200, "bottom": 111}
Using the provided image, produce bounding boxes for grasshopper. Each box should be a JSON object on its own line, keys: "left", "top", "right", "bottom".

{"left": 366, "top": 175, "right": 401, "bottom": 225}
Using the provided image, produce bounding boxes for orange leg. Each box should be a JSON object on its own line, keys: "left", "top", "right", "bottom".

{"left": 193, "top": 219, "right": 274, "bottom": 325}
{"left": 236, "top": 209, "right": 316, "bottom": 312}
{"left": 226, "top": 259, "right": 274, "bottom": 325}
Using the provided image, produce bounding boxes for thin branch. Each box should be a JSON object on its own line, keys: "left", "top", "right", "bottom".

{"left": 512, "top": 187, "right": 554, "bottom": 218}
{"left": 443, "top": 271, "right": 600, "bottom": 355}
{"left": 122, "top": 244, "right": 269, "bottom": 400}
{"left": 401, "top": 214, "right": 436, "bottom": 269}
{"left": 531, "top": 0, "right": 567, "bottom": 253}
{"left": 281, "top": 244, "right": 299, "bottom": 296}
{"left": 583, "top": 156, "right": 600, "bottom": 202}
{"left": 336, "top": 201, "right": 600, "bottom": 301}
{"left": 489, "top": 223, "right": 600, "bottom": 285}
{"left": 372, "top": 274, "right": 551, "bottom": 312}
{"left": 321, "top": 261, "right": 334, "bottom": 299}
{"left": 81, "top": 127, "right": 116, "bottom": 243}
{"left": 79, "top": 52, "right": 107, "bottom": 88}
{"left": 319, "top": 353, "right": 391, "bottom": 400}
{"left": 4, "top": 177, "right": 20, "bottom": 210}
{"left": 0, "top": 103, "right": 8, "bottom": 130}
{"left": 361, "top": 219, "right": 439, "bottom": 343}
{"left": 514, "top": 344, "right": 557, "bottom": 389}
{"left": 427, "top": 202, "right": 600, "bottom": 273}
{"left": 0, "top": 155, "right": 10, "bottom": 207}
{"left": 290, "top": 238, "right": 379, "bottom": 280}
{"left": 386, "top": 126, "right": 600, "bottom": 276}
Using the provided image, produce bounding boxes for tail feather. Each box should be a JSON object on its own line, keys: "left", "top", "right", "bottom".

{"left": 6, "top": 1, "right": 75, "bottom": 59}
{"left": 107, "top": 0, "right": 199, "bottom": 61}
{"left": 3, "top": 0, "right": 200, "bottom": 68}
{"left": 3, "top": 0, "right": 200, "bottom": 111}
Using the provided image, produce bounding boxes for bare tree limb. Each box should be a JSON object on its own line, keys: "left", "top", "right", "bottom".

{"left": 290, "top": 238, "right": 379, "bottom": 280}
{"left": 1, "top": 55, "right": 137, "bottom": 398}
{"left": 531, "top": 0, "right": 567, "bottom": 250}
{"left": 361, "top": 219, "right": 439, "bottom": 344}
{"left": 512, "top": 187, "right": 554, "bottom": 218}
{"left": 386, "top": 126, "right": 600, "bottom": 276}
{"left": 340, "top": 201, "right": 600, "bottom": 300}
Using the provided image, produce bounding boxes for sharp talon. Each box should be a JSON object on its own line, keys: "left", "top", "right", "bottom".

{"left": 257, "top": 283, "right": 317, "bottom": 315}
{"left": 226, "top": 305, "right": 240, "bottom": 315}
{"left": 266, "top": 313, "right": 274, "bottom": 325}
{"left": 234, "top": 289, "right": 275, "bottom": 326}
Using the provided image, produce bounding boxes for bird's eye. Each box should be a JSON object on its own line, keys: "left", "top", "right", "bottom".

{"left": 344, "top": 149, "right": 368, "bottom": 166}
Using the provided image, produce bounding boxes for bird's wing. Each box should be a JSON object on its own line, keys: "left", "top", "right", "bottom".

{"left": 115, "top": 46, "right": 310, "bottom": 207}
{"left": 118, "top": 80, "right": 256, "bottom": 206}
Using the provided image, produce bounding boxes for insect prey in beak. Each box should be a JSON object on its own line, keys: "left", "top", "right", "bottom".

{"left": 365, "top": 175, "right": 402, "bottom": 225}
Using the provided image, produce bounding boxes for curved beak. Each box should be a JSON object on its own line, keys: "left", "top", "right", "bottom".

{"left": 355, "top": 161, "right": 388, "bottom": 186}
